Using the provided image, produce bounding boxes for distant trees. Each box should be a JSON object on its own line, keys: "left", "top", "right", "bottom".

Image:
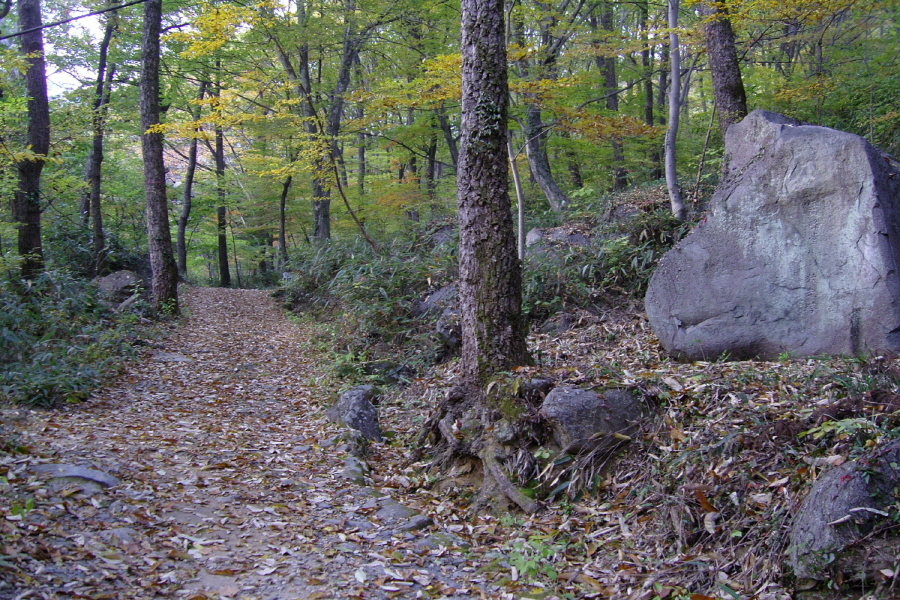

{"left": 1, "top": 0, "right": 897, "bottom": 284}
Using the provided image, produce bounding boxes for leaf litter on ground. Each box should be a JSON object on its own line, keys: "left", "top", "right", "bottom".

{"left": 2, "top": 287, "right": 900, "bottom": 599}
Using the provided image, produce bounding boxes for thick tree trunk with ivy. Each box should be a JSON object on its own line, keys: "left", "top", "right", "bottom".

{"left": 419, "top": 0, "right": 536, "bottom": 514}
{"left": 140, "top": 0, "right": 178, "bottom": 313}
{"left": 14, "top": 0, "right": 50, "bottom": 280}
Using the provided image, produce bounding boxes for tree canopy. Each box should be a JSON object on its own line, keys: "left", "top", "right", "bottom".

{"left": 0, "top": 0, "right": 896, "bottom": 282}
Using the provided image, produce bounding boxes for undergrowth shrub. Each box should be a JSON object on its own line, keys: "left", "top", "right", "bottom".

{"left": 282, "top": 231, "right": 457, "bottom": 376}
{"left": 522, "top": 209, "right": 690, "bottom": 320}
{"left": 0, "top": 267, "right": 142, "bottom": 406}
{"left": 43, "top": 218, "right": 147, "bottom": 278}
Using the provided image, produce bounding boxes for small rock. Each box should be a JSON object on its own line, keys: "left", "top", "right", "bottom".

{"left": 375, "top": 499, "right": 419, "bottom": 524}
{"left": 361, "top": 361, "right": 415, "bottom": 385}
{"left": 150, "top": 351, "right": 194, "bottom": 363}
{"left": 99, "top": 527, "right": 139, "bottom": 551}
{"left": 325, "top": 385, "right": 382, "bottom": 442}
{"left": 540, "top": 387, "right": 643, "bottom": 454}
{"left": 414, "top": 531, "right": 469, "bottom": 551}
{"left": 413, "top": 283, "right": 458, "bottom": 318}
{"left": 401, "top": 514, "right": 434, "bottom": 532}
{"left": 539, "top": 313, "right": 576, "bottom": 335}
{"left": 31, "top": 464, "right": 121, "bottom": 488}
{"left": 341, "top": 456, "right": 370, "bottom": 485}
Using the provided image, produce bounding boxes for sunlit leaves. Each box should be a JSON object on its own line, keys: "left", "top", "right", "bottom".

{"left": 166, "top": 1, "right": 259, "bottom": 58}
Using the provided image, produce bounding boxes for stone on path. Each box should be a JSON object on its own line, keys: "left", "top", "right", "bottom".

{"left": 326, "top": 385, "right": 383, "bottom": 442}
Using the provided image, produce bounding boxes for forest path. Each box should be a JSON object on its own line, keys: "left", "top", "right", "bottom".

{"left": 3, "top": 287, "right": 481, "bottom": 600}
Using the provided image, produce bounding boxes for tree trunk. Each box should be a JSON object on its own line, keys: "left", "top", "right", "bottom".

{"left": 508, "top": 135, "right": 526, "bottom": 261}
{"left": 458, "top": 0, "right": 528, "bottom": 387}
{"left": 86, "top": 15, "right": 117, "bottom": 277}
{"left": 523, "top": 104, "right": 569, "bottom": 212}
{"left": 425, "top": 128, "right": 438, "bottom": 199}
{"left": 14, "top": 0, "right": 50, "bottom": 280}
{"left": 176, "top": 80, "right": 207, "bottom": 279}
{"left": 665, "top": 0, "right": 686, "bottom": 221}
{"left": 214, "top": 83, "right": 231, "bottom": 287}
{"left": 140, "top": 0, "right": 178, "bottom": 313}
{"left": 217, "top": 205, "right": 230, "bottom": 287}
{"left": 356, "top": 104, "right": 365, "bottom": 196}
{"left": 278, "top": 175, "right": 291, "bottom": 268}
{"left": 700, "top": 2, "right": 747, "bottom": 134}
{"left": 640, "top": 0, "right": 653, "bottom": 127}
{"left": 419, "top": 0, "right": 536, "bottom": 515}
{"left": 436, "top": 105, "right": 458, "bottom": 170}
{"left": 294, "top": 45, "right": 332, "bottom": 243}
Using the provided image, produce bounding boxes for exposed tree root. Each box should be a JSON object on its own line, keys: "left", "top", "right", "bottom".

{"left": 481, "top": 444, "right": 539, "bottom": 514}
{"left": 415, "top": 385, "right": 543, "bottom": 514}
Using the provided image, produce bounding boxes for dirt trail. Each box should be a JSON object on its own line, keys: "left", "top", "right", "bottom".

{"left": 1, "top": 287, "right": 487, "bottom": 600}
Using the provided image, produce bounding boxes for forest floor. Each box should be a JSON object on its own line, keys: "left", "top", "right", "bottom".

{"left": 0, "top": 287, "right": 498, "bottom": 600}
{"left": 2, "top": 286, "right": 899, "bottom": 600}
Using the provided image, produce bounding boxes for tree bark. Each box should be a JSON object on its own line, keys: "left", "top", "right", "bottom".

{"left": 458, "top": 0, "right": 529, "bottom": 386}
{"left": 14, "top": 0, "right": 50, "bottom": 280}
{"left": 296, "top": 44, "right": 331, "bottom": 242}
{"left": 85, "top": 15, "right": 117, "bottom": 276}
{"left": 140, "top": 0, "right": 178, "bottom": 313}
{"left": 425, "top": 127, "right": 438, "bottom": 199}
{"left": 664, "top": 0, "right": 686, "bottom": 221}
{"left": 217, "top": 206, "right": 230, "bottom": 287}
{"left": 278, "top": 175, "right": 291, "bottom": 268}
{"left": 176, "top": 80, "right": 207, "bottom": 279}
{"left": 700, "top": 2, "right": 747, "bottom": 134}
{"left": 640, "top": 0, "right": 653, "bottom": 127}
{"left": 436, "top": 105, "right": 458, "bottom": 171}
{"left": 523, "top": 104, "right": 569, "bottom": 212}
{"left": 214, "top": 74, "right": 231, "bottom": 287}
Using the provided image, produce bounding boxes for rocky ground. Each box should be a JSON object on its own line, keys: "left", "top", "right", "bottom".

{"left": 3, "top": 286, "right": 900, "bottom": 600}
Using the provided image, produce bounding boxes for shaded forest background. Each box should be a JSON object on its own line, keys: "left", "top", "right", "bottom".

{"left": 0, "top": 0, "right": 898, "bottom": 403}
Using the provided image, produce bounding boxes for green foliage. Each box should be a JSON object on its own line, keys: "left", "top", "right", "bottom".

{"left": 282, "top": 230, "right": 457, "bottom": 376}
{"left": 600, "top": 209, "right": 691, "bottom": 292}
{"left": 0, "top": 268, "right": 143, "bottom": 407}
{"left": 522, "top": 209, "right": 690, "bottom": 320}
{"left": 801, "top": 417, "right": 875, "bottom": 441}
{"left": 504, "top": 534, "right": 571, "bottom": 584}
{"left": 42, "top": 218, "right": 147, "bottom": 277}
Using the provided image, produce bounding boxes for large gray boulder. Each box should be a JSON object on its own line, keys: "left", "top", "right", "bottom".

{"left": 93, "top": 270, "right": 145, "bottom": 304}
{"left": 788, "top": 439, "right": 900, "bottom": 582}
{"left": 646, "top": 110, "right": 900, "bottom": 360}
{"left": 539, "top": 387, "right": 642, "bottom": 454}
